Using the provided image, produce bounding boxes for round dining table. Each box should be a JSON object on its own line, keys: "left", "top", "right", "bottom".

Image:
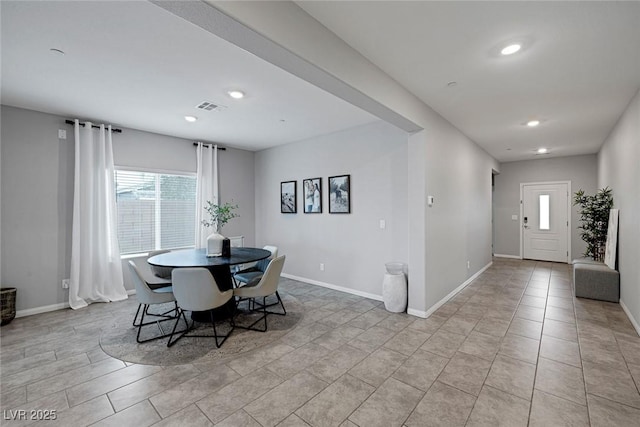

{"left": 148, "top": 247, "right": 271, "bottom": 321}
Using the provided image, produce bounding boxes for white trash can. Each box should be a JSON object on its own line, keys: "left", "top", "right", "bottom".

{"left": 382, "top": 262, "right": 407, "bottom": 313}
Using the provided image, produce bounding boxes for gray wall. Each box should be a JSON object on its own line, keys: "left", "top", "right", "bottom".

{"left": 1, "top": 105, "right": 255, "bottom": 311}
{"left": 424, "top": 126, "right": 497, "bottom": 310}
{"left": 598, "top": 89, "right": 640, "bottom": 332}
{"left": 208, "top": 1, "right": 500, "bottom": 316}
{"left": 493, "top": 155, "right": 598, "bottom": 260}
{"left": 1, "top": 106, "right": 74, "bottom": 311}
{"left": 254, "top": 120, "right": 408, "bottom": 298}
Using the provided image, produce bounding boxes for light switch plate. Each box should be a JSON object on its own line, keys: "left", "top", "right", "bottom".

{"left": 511, "top": 215, "right": 518, "bottom": 220}
{"left": 58, "top": 129, "right": 67, "bottom": 139}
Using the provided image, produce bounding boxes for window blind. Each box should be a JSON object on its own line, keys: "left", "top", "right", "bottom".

{"left": 115, "top": 170, "right": 196, "bottom": 254}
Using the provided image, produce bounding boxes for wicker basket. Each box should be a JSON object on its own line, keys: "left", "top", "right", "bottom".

{"left": 1, "top": 287, "right": 17, "bottom": 326}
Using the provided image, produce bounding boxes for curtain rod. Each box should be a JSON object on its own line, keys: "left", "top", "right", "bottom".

{"left": 193, "top": 142, "right": 226, "bottom": 151}
{"left": 65, "top": 120, "right": 123, "bottom": 133}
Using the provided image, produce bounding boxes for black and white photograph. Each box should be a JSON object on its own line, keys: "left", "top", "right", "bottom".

{"left": 303, "top": 178, "right": 322, "bottom": 213}
{"left": 329, "top": 175, "right": 350, "bottom": 213}
{"left": 280, "top": 181, "right": 297, "bottom": 213}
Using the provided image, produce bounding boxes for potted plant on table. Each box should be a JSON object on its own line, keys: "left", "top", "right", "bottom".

{"left": 202, "top": 201, "right": 239, "bottom": 257}
{"left": 573, "top": 187, "right": 613, "bottom": 261}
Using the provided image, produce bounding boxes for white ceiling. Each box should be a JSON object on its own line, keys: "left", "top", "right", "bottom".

{"left": 0, "top": 1, "right": 377, "bottom": 151}
{"left": 298, "top": 1, "right": 640, "bottom": 162}
{"left": 3, "top": 2, "right": 640, "bottom": 161}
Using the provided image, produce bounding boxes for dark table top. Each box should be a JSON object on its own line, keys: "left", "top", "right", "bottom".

{"left": 147, "top": 247, "right": 271, "bottom": 269}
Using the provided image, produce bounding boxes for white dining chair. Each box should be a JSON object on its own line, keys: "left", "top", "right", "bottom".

{"left": 233, "top": 255, "right": 286, "bottom": 332}
{"left": 167, "top": 268, "right": 235, "bottom": 348}
{"left": 233, "top": 245, "right": 278, "bottom": 287}
{"left": 128, "top": 260, "right": 179, "bottom": 343}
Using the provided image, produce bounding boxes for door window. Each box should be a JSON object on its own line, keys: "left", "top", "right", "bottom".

{"left": 539, "top": 194, "right": 550, "bottom": 230}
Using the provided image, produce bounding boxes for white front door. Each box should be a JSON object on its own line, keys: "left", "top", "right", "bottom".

{"left": 522, "top": 182, "right": 569, "bottom": 263}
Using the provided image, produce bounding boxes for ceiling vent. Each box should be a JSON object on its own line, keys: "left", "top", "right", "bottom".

{"left": 195, "top": 101, "right": 228, "bottom": 112}
{"left": 196, "top": 101, "right": 218, "bottom": 111}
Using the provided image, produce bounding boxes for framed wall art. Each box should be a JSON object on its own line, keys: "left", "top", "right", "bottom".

{"left": 329, "top": 174, "right": 350, "bottom": 213}
{"left": 303, "top": 177, "right": 322, "bottom": 213}
{"left": 280, "top": 181, "right": 297, "bottom": 213}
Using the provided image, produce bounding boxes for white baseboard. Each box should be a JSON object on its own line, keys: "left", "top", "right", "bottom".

{"left": 493, "top": 254, "right": 522, "bottom": 259}
{"left": 16, "top": 302, "right": 70, "bottom": 318}
{"left": 407, "top": 308, "right": 428, "bottom": 318}
{"left": 407, "top": 261, "right": 493, "bottom": 319}
{"left": 281, "top": 273, "right": 383, "bottom": 302}
{"left": 284, "top": 262, "right": 492, "bottom": 319}
{"left": 620, "top": 299, "right": 640, "bottom": 336}
{"left": 15, "top": 291, "right": 135, "bottom": 318}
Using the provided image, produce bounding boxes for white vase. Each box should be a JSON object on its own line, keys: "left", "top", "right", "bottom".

{"left": 206, "top": 231, "right": 224, "bottom": 257}
{"left": 382, "top": 262, "right": 407, "bottom": 313}
{"left": 383, "top": 273, "right": 407, "bottom": 312}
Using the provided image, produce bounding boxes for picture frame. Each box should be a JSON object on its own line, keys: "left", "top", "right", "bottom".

{"left": 329, "top": 174, "right": 350, "bottom": 213}
{"left": 303, "top": 178, "right": 322, "bottom": 213}
{"left": 280, "top": 181, "right": 297, "bottom": 213}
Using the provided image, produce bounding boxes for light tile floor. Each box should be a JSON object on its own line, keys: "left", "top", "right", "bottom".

{"left": 2, "top": 258, "right": 640, "bottom": 426}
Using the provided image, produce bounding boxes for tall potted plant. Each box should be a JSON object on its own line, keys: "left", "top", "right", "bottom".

{"left": 573, "top": 187, "right": 613, "bottom": 261}
{"left": 202, "top": 201, "right": 239, "bottom": 257}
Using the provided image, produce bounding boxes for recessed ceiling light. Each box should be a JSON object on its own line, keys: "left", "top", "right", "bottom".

{"left": 447, "top": 81, "right": 457, "bottom": 87}
{"left": 184, "top": 115, "right": 197, "bottom": 122}
{"left": 501, "top": 44, "right": 521, "bottom": 55}
{"left": 537, "top": 148, "right": 548, "bottom": 154}
{"left": 50, "top": 48, "right": 65, "bottom": 55}
{"left": 527, "top": 120, "right": 540, "bottom": 127}
{"left": 228, "top": 90, "right": 244, "bottom": 99}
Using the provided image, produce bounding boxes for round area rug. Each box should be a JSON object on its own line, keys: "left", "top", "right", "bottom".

{"left": 99, "top": 293, "right": 303, "bottom": 366}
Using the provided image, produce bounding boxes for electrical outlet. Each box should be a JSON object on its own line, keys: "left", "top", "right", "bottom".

{"left": 62, "top": 279, "right": 70, "bottom": 289}
{"left": 320, "top": 263, "right": 325, "bottom": 271}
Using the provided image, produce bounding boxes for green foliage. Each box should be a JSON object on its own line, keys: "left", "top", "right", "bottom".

{"left": 201, "top": 201, "right": 239, "bottom": 232}
{"left": 573, "top": 187, "right": 613, "bottom": 261}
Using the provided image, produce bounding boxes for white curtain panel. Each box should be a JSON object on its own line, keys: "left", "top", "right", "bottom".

{"left": 195, "top": 142, "right": 219, "bottom": 247}
{"left": 69, "top": 121, "right": 127, "bottom": 309}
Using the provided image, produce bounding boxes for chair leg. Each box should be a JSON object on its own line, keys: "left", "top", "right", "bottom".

{"left": 135, "top": 304, "right": 148, "bottom": 342}
{"left": 167, "top": 309, "right": 192, "bottom": 348}
{"left": 133, "top": 303, "right": 144, "bottom": 327}
{"left": 135, "top": 303, "right": 184, "bottom": 344}
{"left": 169, "top": 306, "right": 235, "bottom": 348}
{"left": 276, "top": 292, "right": 287, "bottom": 315}
{"left": 236, "top": 296, "right": 269, "bottom": 333}
{"left": 252, "top": 292, "right": 286, "bottom": 316}
{"left": 156, "top": 301, "right": 178, "bottom": 317}
{"left": 209, "top": 311, "right": 223, "bottom": 348}
{"left": 262, "top": 296, "right": 268, "bottom": 331}
{"left": 135, "top": 302, "right": 178, "bottom": 326}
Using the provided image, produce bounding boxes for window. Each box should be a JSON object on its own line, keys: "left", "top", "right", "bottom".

{"left": 115, "top": 170, "right": 196, "bottom": 254}
{"left": 539, "top": 194, "right": 550, "bottom": 230}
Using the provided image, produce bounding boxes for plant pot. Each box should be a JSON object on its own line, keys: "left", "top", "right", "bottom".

{"left": 1, "top": 287, "right": 17, "bottom": 326}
